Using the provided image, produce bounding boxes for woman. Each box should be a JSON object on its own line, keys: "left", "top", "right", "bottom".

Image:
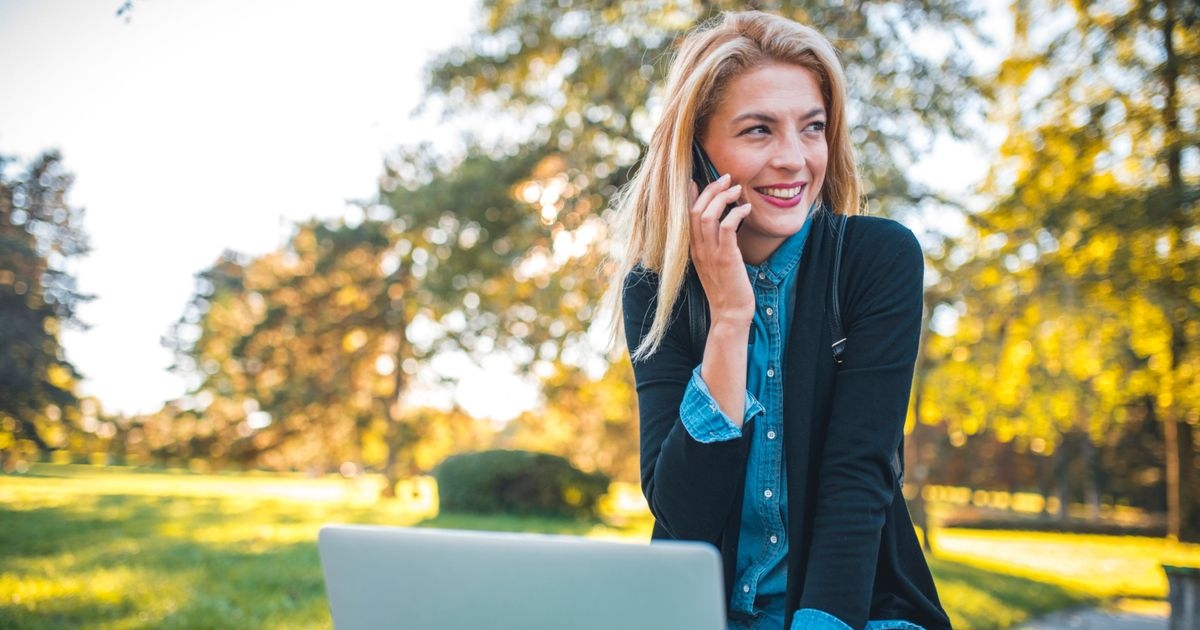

{"left": 608, "top": 11, "right": 951, "bottom": 630}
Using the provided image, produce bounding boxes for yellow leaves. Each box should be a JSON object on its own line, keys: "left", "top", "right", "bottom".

{"left": 1082, "top": 232, "right": 1119, "bottom": 272}
{"left": 977, "top": 266, "right": 1002, "bottom": 288}
{"left": 341, "top": 329, "right": 369, "bottom": 354}
{"left": 335, "top": 284, "right": 367, "bottom": 309}
{"left": 46, "top": 364, "right": 73, "bottom": 390}
{"left": 1049, "top": 391, "right": 1074, "bottom": 423}
{"left": 1127, "top": 296, "right": 1170, "bottom": 361}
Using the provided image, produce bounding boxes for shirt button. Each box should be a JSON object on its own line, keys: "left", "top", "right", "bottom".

{"left": 767, "top": 430, "right": 776, "bottom": 440}
{"left": 765, "top": 307, "right": 774, "bottom": 316}
{"left": 743, "top": 584, "right": 751, "bottom": 593}
{"left": 764, "top": 489, "right": 773, "bottom": 499}
{"left": 758, "top": 272, "right": 766, "bottom": 280}
{"left": 770, "top": 535, "right": 778, "bottom": 544}
{"left": 767, "top": 368, "right": 775, "bottom": 378}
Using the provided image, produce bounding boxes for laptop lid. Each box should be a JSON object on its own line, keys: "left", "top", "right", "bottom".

{"left": 318, "top": 524, "right": 726, "bottom": 630}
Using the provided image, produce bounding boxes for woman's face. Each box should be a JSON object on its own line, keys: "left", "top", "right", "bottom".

{"left": 701, "top": 61, "right": 828, "bottom": 265}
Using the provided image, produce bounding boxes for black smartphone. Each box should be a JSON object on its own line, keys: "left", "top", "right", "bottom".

{"left": 690, "top": 138, "right": 739, "bottom": 221}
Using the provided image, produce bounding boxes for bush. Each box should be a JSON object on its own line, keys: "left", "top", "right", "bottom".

{"left": 434, "top": 449, "right": 610, "bottom": 519}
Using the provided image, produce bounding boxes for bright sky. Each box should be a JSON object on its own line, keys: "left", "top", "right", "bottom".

{"left": 0, "top": 0, "right": 504, "bottom": 417}
{"left": 0, "top": 0, "right": 1002, "bottom": 421}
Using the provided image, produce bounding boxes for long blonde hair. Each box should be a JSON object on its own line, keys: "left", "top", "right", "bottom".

{"left": 608, "top": 10, "right": 861, "bottom": 361}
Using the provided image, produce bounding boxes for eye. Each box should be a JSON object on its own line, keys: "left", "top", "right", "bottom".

{"left": 739, "top": 124, "right": 770, "bottom": 136}
{"left": 805, "top": 121, "right": 827, "bottom": 134}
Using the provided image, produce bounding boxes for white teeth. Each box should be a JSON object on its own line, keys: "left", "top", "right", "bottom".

{"left": 758, "top": 185, "right": 804, "bottom": 199}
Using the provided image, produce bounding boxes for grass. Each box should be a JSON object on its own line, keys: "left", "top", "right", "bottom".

{"left": 931, "top": 526, "right": 1200, "bottom": 601}
{"left": 0, "top": 464, "right": 1184, "bottom": 629}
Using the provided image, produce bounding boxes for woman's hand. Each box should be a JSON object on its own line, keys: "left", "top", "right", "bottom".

{"left": 689, "top": 174, "right": 755, "bottom": 426}
{"left": 689, "top": 174, "right": 754, "bottom": 327}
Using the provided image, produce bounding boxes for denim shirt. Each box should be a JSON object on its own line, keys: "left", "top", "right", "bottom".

{"left": 679, "top": 218, "right": 810, "bottom": 621}
{"left": 678, "top": 215, "right": 924, "bottom": 630}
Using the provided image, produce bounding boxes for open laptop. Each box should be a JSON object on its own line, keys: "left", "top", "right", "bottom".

{"left": 318, "top": 524, "right": 726, "bottom": 630}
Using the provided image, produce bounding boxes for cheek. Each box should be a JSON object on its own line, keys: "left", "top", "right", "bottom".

{"left": 812, "top": 145, "right": 830, "bottom": 182}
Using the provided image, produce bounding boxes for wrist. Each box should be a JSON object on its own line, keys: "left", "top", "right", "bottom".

{"left": 706, "top": 316, "right": 751, "bottom": 343}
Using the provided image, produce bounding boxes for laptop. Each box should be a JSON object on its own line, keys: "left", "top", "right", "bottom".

{"left": 317, "top": 524, "right": 726, "bottom": 630}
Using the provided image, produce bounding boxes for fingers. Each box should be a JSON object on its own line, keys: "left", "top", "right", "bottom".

{"left": 690, "top": 176, "right": 743, "bottom": 247}
{"left": 721, "top": 202, "right": 751, "bottom": 233}
{"left": 692, "top": 176, "right": 741, "bottom": 221}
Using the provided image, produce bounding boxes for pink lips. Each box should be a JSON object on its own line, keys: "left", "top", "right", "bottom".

{"left": 754, "top": 182, "right": 807, "bottom": 209}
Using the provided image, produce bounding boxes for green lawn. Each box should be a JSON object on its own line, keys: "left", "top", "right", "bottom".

{"left": 0, "top": 465, "right": 1179, "bottom": 629}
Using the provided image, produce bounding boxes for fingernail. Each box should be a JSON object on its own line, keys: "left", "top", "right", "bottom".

{"left": 719, "top": 173, "right": 731, "bottom": 182}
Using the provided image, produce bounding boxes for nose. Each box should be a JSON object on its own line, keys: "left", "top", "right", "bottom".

{"left": 768, "top": 131, "right": 806, "bottom": 172}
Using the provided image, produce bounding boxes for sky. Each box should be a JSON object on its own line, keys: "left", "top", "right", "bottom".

{"left": 0, "top": 0, "right": 1000, "bottom": 421}
{"left": 0, "top": 0, "right": 511, "bottom": 417}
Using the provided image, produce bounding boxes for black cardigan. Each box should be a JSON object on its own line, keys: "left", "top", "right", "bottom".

{"left": 622, "top": 212, "right": 951, "bottom": 629}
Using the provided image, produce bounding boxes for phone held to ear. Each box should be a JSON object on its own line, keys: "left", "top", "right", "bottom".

{"left": 691, "top": 139, "right": 741, "bottom": 226}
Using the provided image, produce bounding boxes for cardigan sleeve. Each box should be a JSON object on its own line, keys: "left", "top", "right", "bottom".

{"left": 622, "top": 267, "right": 751, "bottom": 543}
{"left": 797, "top": 221, "right": 925, "bottom": 627}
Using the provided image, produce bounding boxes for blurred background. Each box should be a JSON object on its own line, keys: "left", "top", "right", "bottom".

{"left": 1, "top": 0, "right": 1197, "bottom": 628}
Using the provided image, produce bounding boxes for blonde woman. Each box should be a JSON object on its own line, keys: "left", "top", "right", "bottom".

{"left": 610, "top": 11, "right": 950, "bottom": 630}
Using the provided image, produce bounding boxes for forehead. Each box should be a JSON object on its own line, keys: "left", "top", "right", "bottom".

{"left": 710, "top": 62, "right": 826, "bottom": 120}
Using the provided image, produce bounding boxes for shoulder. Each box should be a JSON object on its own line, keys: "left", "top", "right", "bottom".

{"left": 621, "top": 264, "right": 668, "bottom": 329}
{"left": 839, "top": 216, "right": 924, "bottom": 303}
{"left": 844, "top": 215, "right": 922, "bottom": 269}
{"left": 622, "top": 264, "right": 659, "bottom": 305}
{"left": 845, "top": 216, "right": 920, "bottom": 255}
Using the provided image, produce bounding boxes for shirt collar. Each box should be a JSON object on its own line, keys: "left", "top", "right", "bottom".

{"left": 746, "top": 206, "right": 816, "bottom": 284}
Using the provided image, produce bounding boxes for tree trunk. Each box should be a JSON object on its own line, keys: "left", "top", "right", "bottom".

{"left": 381, "top": 300, "right": 412, "bottom": 499}
{"left": 1054, "top": 437, "right": 1072, "bottom": 523}
{"left": 1157, "top": 0, "right": 1198, "bottom": 546}
{"left": 15, "top": 415, "right": 52, "bottom": 455}
{"left": 1177, "top": 420, "right": 1199, "bottom": 542}
{"left": 909, "top": 295, "right": 935, "bottom": 552}
{"left": 1082, "top": 436, "right": 1100, "bottom": 521}
{"left": 1038, "top": 451, "right": 1054, "bottom": 520}
{"left": 1164, "top": 406, "right": 1182, "bottom": 539}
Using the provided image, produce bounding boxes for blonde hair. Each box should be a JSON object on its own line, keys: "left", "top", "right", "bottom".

{"left": 608, "top": 10, "right": 861, "bottom": 361}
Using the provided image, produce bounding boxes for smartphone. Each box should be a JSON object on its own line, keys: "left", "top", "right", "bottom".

{"left": 690, "top": 138, "right": 739, "bottom": 222}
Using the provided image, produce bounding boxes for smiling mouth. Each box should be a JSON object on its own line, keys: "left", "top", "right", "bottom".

{"left": 756, "top": 184, "right": 805, "bottom": 200}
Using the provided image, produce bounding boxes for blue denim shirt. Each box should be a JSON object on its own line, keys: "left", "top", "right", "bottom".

{"left": 679, "top": 218, "right": 809, "bottom": 621}
{"left": 678, "top": 215, "right": 924, "bottom": 630}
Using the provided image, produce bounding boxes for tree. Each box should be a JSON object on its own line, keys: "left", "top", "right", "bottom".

{"left": 501, "top": 357, "right": 640, "bottom": 483}
{"left": 923, "top": 0, "right": 1198, "bottom": 537}
{"left": 424, "top": 0, "right": 986, "bottom": 223}
{"left": 0, "top": 151, "right": 91, "bottom": 464}
{"left": 165, "top": 141, "right": 604, "bottom": 491}
{"left": 418, "top": 0, "right": 990, "bottom": 512}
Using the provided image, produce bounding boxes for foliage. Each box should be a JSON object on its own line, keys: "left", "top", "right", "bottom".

{"left": 918, "top": 0, "right": 1199, "bottom": 538}
{"left": 412, "top": 0, "right": 991, "bottom": 511}
{"left": 424, "top": 0, "right": 987, "bottom": 223}
{"left": 500, "top": 357, "right": 640, "bottom": 483}
{"left": 0, "top": 151, "right": 90, "bottom": 462}
{"left": 434, "top": 449, "right": 610, "bottom": 518}
{"left": 162, "top": 142, "right": 605, "bottom": 484}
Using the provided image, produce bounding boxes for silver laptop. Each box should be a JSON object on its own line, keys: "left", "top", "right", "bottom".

{"left": 318, "top": 524, "right": 726, "bottom": 630}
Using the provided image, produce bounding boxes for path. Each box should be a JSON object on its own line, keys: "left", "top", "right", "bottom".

{"left": 1015, "top": 601, "right": 1168, "bottom": 629}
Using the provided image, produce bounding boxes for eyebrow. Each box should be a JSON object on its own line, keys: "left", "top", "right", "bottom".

{"left": 730, "top": 107, "right": 826, "bottom": 126}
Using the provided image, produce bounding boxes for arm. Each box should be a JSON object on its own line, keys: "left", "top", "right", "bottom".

{"left": 622, "top": 269, "right": 751, "bottom": 543}
{"left": 620, "top": 176, "right": 756, "bottom": 543}
{"left": 798, "top": 222, "right": 925, "bottom": 628}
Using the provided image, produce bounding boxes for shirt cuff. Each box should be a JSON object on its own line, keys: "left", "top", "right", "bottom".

{"left": 790, "top": 608, "right": 853, "bottom": 630}
{"left": 678, "top": 365, "right": 764, "bottom": 443}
